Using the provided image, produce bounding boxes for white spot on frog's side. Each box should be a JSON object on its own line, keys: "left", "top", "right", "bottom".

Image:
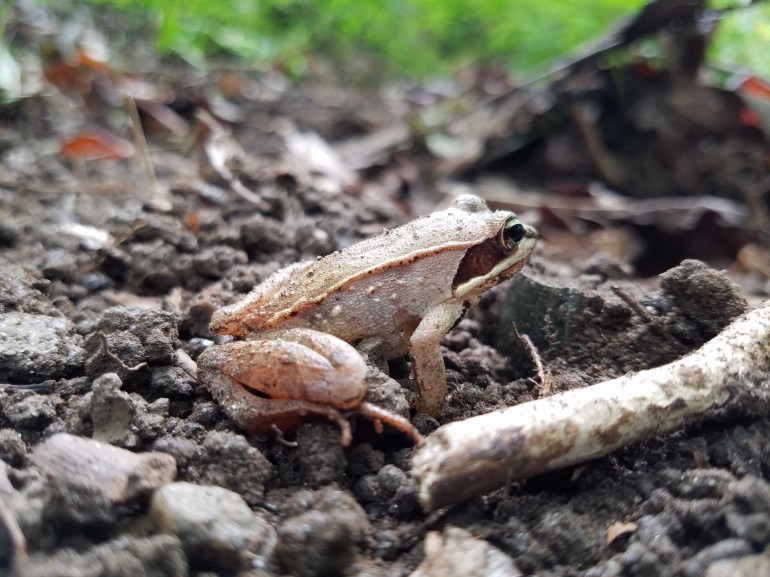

{"left": 366, "top": 285, "right": 377, "bottom": 295}
{"left": 331, "top": 305, "right": 343, "bottom": 317}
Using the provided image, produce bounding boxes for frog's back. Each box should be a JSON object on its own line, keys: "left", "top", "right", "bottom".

{"left": 278, "top": 207, "right": 504, "bottom": 299}
{"left": 211, "top": 202, "right": 509, "bottom": 343}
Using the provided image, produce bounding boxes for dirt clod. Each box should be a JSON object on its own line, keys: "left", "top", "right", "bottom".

{"left": 13, "top": 534, "right": 188, "bottom": 577}
{"left": 90, "top": 373, "right": 137, "bottom": 446}
{"left": 295, "top": 421, "right": 348, "bottom": 486}
{"left": 191, "top": 431, "right": 272, "bottom": 507}
{"left": 2, "top": 394, "right": 57, "bottom": 430}
{"left": 0, "top": 429, "right": 26, "bottom": 466}
{"left": 660, "top": 259, "right": 748, "bottom": 339}
{"left": 272, "top": 488, "right": 370, "bottom": 577}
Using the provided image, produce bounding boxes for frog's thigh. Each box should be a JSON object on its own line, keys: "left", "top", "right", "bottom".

{"left": 197, "top": 344, "right": 354, "bottom": 444}
{"left": 410, "top": 303, "right": 465, "bottom": 415}
{"left": 199, "top": 331, "right": 367, "bottom": 407}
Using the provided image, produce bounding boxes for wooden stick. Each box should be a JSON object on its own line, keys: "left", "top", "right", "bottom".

{"left": 412, "top": 300, "right": 770, "bottom": 511}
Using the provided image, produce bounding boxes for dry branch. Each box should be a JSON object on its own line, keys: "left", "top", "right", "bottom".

{"left": 412, "top": 300, "right": 770, "bottom": 511}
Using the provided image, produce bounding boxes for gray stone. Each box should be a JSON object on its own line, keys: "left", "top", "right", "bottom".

{"left": 2, "top": 394, "right": 57, "bottom": 429}
{"left": 0, "top": 312, "right": 86, "bottom": 382}
{"left": 498, "top": 274, "right": 585, "bottom": 358}
{"left": 150, "top": 481, "right": 277, "bottom": 572}
{"left": 30, "top": 433, "right": 176, "bottom": 503}
{"left": 0, "top": 428, "right": 27, "bottom": 465}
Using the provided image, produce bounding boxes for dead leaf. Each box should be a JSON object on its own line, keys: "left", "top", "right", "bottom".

{"left": 186, "top": 212, "right": 201, "bottom": 235}
{"left": 736, "top": 243, "right": 770, "bottom": 279}
{"left": 606, "top": 521, "right": 638, "bottom": 545}
{"left": 738, "top": 75, "right": 770, "bottom": 135}
{"left": 195, "top": 109, "right": 268, "bottom": 208}
{"left": 283, "top": 125, "right": 358, "bottom": 193}
{"left": 135, "top": 99, "right": 189, "bottom": 139}
{"left": 60, "top": 128, "right": 135, "bottom": 161}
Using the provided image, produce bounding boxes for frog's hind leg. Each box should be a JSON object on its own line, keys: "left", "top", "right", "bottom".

{"left": 198, "top": 356, "right": 353, "bottom": 445}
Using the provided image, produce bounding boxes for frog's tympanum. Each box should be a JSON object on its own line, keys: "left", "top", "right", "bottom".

{"left": 198, "top": 194, "right": 538, "bottom": 445}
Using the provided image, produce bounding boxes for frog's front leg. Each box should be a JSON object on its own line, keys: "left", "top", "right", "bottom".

{"left": 410, "top": 303, "right": 466, "bottom": 415}
{"left": 197, "top": 328, "right": 422, "bottom": 446}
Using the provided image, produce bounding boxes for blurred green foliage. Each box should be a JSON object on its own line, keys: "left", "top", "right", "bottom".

{"left": 710, "top": 3, "right": 770, "bottom": 78}
{"left": 55, "top": 0, "right": 770, "bottom": 78}
{"left": 80, "top": 0, "right": 646, "bottom": 74}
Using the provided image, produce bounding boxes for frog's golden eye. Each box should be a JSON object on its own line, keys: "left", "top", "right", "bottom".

{"left": 499, "top": 217, "right": 525, "bottom": 250}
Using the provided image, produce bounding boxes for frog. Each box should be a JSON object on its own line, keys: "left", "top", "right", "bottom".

{"left": 197, "top": 194, "right": 538, "bottom": 446}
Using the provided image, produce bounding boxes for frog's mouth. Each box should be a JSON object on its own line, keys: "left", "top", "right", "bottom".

{"left": 452, "top": 225, "right": 538, "bottom": 298}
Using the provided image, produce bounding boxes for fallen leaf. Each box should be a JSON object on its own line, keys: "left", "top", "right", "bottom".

{"left": 186, "top": 211, "right": 201, "bottom": 235}
{"left": 738, "top": 75, "right": 770, "bottom": 135}
{"left": 60, "top": 128, "right": 135, "bottom": 161}
{"left": 606, "top": 521, "right": 638, "bottom": 545}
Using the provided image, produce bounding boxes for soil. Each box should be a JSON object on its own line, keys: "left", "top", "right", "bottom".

{"left": 1, "top": 42, "right": 770, "bottom": 577}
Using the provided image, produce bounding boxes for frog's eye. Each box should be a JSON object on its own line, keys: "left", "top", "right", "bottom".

{"left": 499, "top": 217, "right": 525, "bottom": 250}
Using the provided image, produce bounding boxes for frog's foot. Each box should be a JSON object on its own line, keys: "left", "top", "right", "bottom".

{"left": 354, "top": 402, "right": 424, "bottom": 445}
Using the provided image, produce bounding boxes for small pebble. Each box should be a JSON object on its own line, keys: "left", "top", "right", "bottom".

{"left": 90, "top": 373, "right": 137, "bottom": 446}
{"left": 705, "top": 553, "right": 770, "bottom": 577}
{"left": 0, "top": 428, "right": 27, "bottom": 465}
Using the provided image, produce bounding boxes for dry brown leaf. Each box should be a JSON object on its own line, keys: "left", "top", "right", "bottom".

{"left": 60, "top": 128, "right": 135, "bottom": 161}
{"left": 606, "top": 521, "right": 638, "bottom": 545}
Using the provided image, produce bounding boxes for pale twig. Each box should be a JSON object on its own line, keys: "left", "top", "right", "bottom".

{"left": 124, "top": 95, "right": 172, "bottom": 212}
{"left": 124, "top": 95, "right": 158, "bottom": 192}
{"left": 87, "top": 332, "right": 148, "bottom": 373}
{"left": 270, "top": 424, "right": 299, "bottom": 448}
{"left": 412, "top": 300, "right": 770, "bottom": 511}
{"left": 513, "top": 324, "right": 552, "bottom": 396}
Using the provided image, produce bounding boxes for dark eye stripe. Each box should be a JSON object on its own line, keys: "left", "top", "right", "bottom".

{"left": 452, "top": 238, "right": 507, "bottom": 289}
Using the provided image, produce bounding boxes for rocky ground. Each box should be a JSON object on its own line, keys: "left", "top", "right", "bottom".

{"left": 1, "top": 8, "right": 770, "bottom": 576}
